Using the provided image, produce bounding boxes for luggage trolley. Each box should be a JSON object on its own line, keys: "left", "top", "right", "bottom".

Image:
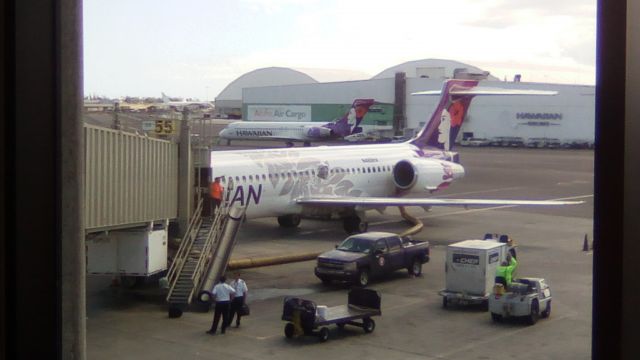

{"left": 281, "top": 289, "right": 381, "bottom": 342}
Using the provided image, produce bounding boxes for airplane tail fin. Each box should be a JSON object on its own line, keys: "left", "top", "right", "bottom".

{"left": 331, "top": 99, "right": 375, "bottom": 137}
{"left": 410, "top": 77, "right": 557, "bottom": 151}
{"left": 410, "top": 80, "right": 479, "bottom": 150}
{"left": 161, "top": 92, "right": 170, "bottom": 103}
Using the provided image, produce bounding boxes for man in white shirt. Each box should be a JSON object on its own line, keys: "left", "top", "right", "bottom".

{"left": 229, "top": 271, "right": 249, "bottom": 327}
{"left": 206, "top": 276, "right": 235, "bottom": 335}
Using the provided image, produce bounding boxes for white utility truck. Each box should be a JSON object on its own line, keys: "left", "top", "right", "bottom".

{"left": 488, "top": 277, "right": 552, "bottom": 325}
{"left": 440, "top": 239, "right": 509, "bottom": 309}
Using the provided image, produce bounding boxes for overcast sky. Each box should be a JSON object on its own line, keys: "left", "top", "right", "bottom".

{"left": 84, "top": 0, "right": 596, "bottom": 99}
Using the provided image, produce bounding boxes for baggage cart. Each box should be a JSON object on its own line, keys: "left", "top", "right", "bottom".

{"left": 282, "top": 289, "right": 381, "bottom": 342}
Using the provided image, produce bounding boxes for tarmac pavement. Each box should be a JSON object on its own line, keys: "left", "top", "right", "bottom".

{"left": 87, "top": 147, "right": 593, "bottom": 359}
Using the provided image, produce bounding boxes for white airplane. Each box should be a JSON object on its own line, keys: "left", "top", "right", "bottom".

{"left": 218, "top": 99, "right": 375, "bottom": 147}
{"left": 210, "top": 76, "right": 582, "bottom": 233}
{"left": 160, "top": 92, "right": 212, "bottom": 110}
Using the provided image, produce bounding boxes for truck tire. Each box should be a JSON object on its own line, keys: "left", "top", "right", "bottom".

{"left": 319, "top": 327, "right": 330, "bottom": 342}
{"left": 527, "top": 299, "right": 540, "bottom": 325}
{"left": 541, "top": 301, "right": 551, "bottom": 318}
{"left": 284, "top": 323, "right": 295, "bottom": 338}
{"left": 363, "top": 318, "right": 376, "bottom": 333}
{"left": 278, "top": 214, "right": 301, "bottom": 228}
{"left": 408, "top": 258, "right": 422, "bottom": 276}
{"left": 491, "top": 312, "right": 502, "bottom": 322}
{"left": 442, "top": 296, "right": 448, "bottom": 309}
{"left": 356, "top": 268, "right": 370, "bottom": 287}
{"left": 320, "top": 277, "right": 332, "bottom": 286}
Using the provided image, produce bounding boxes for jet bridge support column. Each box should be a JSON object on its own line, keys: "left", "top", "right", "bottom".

{"left": 393, "top": 72, "right": 407, "bottom": 136}
{"left": 178, "top": 108, "right": 193, "bottom": 237}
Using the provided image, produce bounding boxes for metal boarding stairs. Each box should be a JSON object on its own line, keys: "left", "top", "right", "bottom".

{"left": 165, "top": 190, "right": 243, "bottom": 310}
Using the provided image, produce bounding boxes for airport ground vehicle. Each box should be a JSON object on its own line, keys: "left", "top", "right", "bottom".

{"left": 489, "top": 277, "right": 552, "bottom": 325}
{"left": 489, "top": 136, "right": 524, "bottom": 147}
{"left": 282, "top": 289, "right": 381, "bottom": 342}
{"left": 460, "top": 137, "right": 490, "bottom": 147}
{"left": 440, "top": 240, "right": 509, "bottom": 309}
{"left": 315, "top": 232, "right": 430, "bottom": 287}
{"left": 545, "top": 138, "right": 562, "bottom": 148}
{"left": 561, "top": 139, "right": 592, "bottom": 149}
{"left": 525, "top": 137, "right": 548, "bottom": 148}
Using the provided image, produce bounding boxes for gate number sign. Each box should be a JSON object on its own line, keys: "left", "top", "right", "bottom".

{"left": 154, "top": 120, "right": 175, "bottom": 135}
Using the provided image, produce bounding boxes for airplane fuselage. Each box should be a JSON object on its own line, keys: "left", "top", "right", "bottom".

{"left": 219, "top": 121, "right": 333, "bottom": 142}
{"left": 211, "top": 143, "right": 463, "bottom": 219}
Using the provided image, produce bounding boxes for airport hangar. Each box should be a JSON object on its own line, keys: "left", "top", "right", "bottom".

{"left": 214, "top": 59, "right": 595, "bottom": 143}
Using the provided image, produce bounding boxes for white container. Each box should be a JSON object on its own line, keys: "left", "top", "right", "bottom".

{"left": 86, "top": 228, "right": 168, "bottom": 276}
{"left": 445, "top": 240, "right": 507, "bottom": 296}
{"left": 316, "top": 305, "right": 328, "bottom": 319}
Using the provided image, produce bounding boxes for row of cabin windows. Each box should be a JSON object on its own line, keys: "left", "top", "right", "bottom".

{"left": 219, "top": 165, "right": 394, "bottom": 184}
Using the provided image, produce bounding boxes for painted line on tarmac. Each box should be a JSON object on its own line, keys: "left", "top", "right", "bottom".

{"left": 431, "top": 314, "right": 571, "bottom": 359}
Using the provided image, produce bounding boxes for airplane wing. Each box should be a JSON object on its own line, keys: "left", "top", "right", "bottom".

{"left": 295, "top": 196, "right": 583, "bottom": 207}
{"left": 412, "top": 88, "right": 558, "bottom": 96}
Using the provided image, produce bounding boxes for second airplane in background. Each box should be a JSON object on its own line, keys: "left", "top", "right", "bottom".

{"left": 218, "top": 99, "right": 375, "bottom": 147}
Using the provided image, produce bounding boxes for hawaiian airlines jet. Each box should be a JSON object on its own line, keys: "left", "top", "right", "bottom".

{"left": 210, "top": 76, "right": 582, "bottom": 233}
{"left": 218, "top": 99, "right": 375, "bottom": 146}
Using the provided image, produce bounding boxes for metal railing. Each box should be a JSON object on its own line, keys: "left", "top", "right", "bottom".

{"left": 165, "top": 197, "right": 203, "bottom": 297}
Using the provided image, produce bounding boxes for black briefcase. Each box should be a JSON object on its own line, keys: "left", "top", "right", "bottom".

{"left": 240, "top": 303, "right": 250, "bottom": 316}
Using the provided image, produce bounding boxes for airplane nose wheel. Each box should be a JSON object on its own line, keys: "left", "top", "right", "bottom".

{"left": 343, "top": 216, "right": 368, "bottom": 234}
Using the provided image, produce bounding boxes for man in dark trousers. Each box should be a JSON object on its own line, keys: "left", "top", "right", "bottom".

{"left": 206, "top": 276, "right": 235, "bottom": 335}
{"left": 229, "top": 271, "right": 249, "bottom": 328}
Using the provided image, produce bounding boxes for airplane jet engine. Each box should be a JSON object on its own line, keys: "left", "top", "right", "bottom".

{"left": 392, "top": 159, "right": 465, "bottom": 192}
{"left": 305, "top": 126, "right": 332, "bottom": 138}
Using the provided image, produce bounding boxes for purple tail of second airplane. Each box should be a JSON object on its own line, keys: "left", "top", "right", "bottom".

{"left": 327, "top": 99, "right": 375, "bottom": 138}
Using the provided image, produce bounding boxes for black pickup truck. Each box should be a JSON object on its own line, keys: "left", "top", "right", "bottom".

{"left": 315, "top": 232, "right": 430, "bottom": 287}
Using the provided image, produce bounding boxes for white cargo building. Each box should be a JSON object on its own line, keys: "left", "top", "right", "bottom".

{"left": 216, "top": 59, "right": 595, "bottom": 144}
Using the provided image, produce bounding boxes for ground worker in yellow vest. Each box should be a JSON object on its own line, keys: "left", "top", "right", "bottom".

{"left": 495, "top": 254, "right": 518, "bottom": 289}
{"left": 209, "top": 177, "right": 224, "bottom": 215}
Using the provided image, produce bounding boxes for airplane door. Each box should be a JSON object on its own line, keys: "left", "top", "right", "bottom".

{"left": 317, "top": 164, "right": 329, "bottom": 180}
{"left": 385, "top": 237, "right": 404, "bottom": 270}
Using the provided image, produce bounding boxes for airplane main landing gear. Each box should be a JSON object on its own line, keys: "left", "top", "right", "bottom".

{"left": 278, "top": 214, "right": 301, "bottom": 228}
{"left": 343, "top": 216, "right": 368, "bottom": 234}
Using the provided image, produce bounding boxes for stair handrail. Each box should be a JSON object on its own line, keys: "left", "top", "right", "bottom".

{"left": 166, "top": 196, "right": 203, "bottom": 300}
{"left": 188, "top": 202, "right": 229, "bottom": 302}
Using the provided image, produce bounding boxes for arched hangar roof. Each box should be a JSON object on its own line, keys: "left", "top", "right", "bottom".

{"left": 373, "top": 59, "right": 500, "bottom": 81}
{"left": 215, "top": 67, "right": 318, "bottom": 101}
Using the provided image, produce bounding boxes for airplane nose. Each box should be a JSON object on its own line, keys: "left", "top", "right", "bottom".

{"left": 451, "top": 163, "right": 465, "bottom": 180}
